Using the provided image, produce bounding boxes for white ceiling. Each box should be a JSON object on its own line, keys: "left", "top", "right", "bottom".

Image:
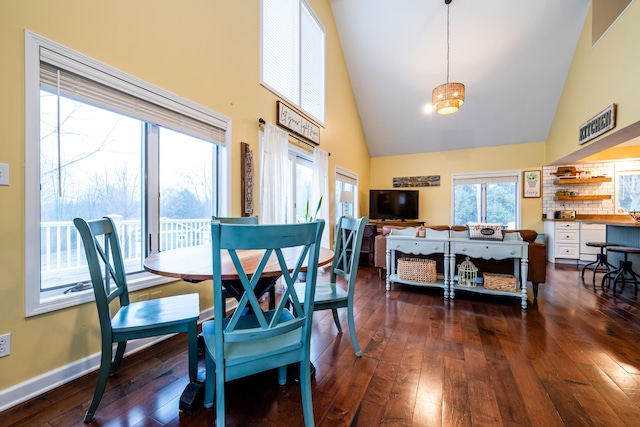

{"left": 329, "top": 0, "right": 591, "bottom": 157}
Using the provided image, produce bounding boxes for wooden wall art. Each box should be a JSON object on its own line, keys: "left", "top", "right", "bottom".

{"left": 393, "top": 175, "right": 441, "bottom": 187}
{"left": 241, "top": 142, "right": 254, "bottom": 216}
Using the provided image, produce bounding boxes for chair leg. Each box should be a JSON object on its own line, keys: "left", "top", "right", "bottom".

{"left": 216, "top": 364, "right": 226, "bottom": 427}
{"left": 278, "top": 365, "right": 287, "bottom": 385}
{"left": 84, "top": 341, "right": 115, "bottom": 422}
{"left": 532, "top": 282, "right": 539, "bottom": 300}
{"left": 187, "top": 322, "right": 198, "bottom": 380}
{"left": 331, "top": 308, "right": 343, "bottom": 334}
{"left": 109, "top": 341, "right": 127, "bottom": 376}
{"left": 347, "top": 305, "right": 362, "bottom": 357}
{"left": 299, "top": 359, "right": 315, "bottom": 427}
{"left": 204, "top": 351, "right": 215, "bottom": 408}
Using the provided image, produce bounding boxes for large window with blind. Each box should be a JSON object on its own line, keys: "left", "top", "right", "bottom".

{"left": 261, "top": 0, "right": 325, "bottom": 124}
{"left": 25, "top": 31, "right": 230, "bottom": 316}
{"left": 451, "top": 172, "right": 521, "bottom": 229}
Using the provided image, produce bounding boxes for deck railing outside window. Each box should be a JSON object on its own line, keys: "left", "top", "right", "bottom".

{"left": 40, "top": 218, "right": 210, "bottom": 291}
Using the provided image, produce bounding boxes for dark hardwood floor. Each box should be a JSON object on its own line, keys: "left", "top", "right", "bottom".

{"left": 4, "top": 263, "right": 640, "bottom": 426}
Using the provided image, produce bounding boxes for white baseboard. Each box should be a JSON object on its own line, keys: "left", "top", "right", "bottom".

{"left": 0, "top": 307, "right": 215, "bottom": 413}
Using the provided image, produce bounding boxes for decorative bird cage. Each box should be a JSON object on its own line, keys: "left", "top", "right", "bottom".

{"left": 457, "top": 256, "right": 477, "bottom": 287}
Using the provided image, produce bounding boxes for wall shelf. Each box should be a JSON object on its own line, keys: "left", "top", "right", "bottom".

{"left": 553, "top": 195, "right": 612, "bottom": 201}
{"left": 553, "top": 177, "right": 612, "bottom": 185}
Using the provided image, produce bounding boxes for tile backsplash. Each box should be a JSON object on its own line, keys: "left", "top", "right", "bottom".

{"left": 542, "top": 160, "right": 640, "bottom": 216}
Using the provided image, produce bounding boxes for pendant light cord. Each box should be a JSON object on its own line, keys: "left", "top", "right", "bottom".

{"left": 446, "top": 1, "right": 450, "bottom": 84}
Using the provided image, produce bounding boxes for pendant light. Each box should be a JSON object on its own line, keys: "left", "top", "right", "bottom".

{"left": 432, "top": 0, "right": 465, "bottom": 115}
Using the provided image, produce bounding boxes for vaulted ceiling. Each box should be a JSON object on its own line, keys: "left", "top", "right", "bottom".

{"left": 329, "top": 0, "right": 591, "bottom": 157}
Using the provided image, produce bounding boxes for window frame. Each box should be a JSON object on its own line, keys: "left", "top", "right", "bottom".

{"left": 24, "top": 30, "right": 232, "bottom": 317}
{"left": 450, "top": 171, "right": 522, "bottom": 229}
{"left": 335, "top": 166, "right": 359, "bottom": 220}
{"left": 287, "top": 146, "right": 314, "bottom": 223}
{"left": 260, "top": 0, "right": 326, "bottom": 125}
{"left": 615, "top": 164, "right": 640, "bottom": 213}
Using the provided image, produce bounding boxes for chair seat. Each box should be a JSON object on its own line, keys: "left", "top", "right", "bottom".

{"left": 111, "top": 293, "right": 200, "bottom": 333}
{"left": 202, "top": 309, "right": 303, "bottom": 367}
{"left": 294, "top": 282, "right": 348, "bottom": 305}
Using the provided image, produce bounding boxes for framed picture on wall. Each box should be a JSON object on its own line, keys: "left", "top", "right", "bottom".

{"left": 523, "top": 170, "right": 541, "bottom": 198}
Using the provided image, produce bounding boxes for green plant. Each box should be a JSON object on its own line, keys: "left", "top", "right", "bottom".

{"left": 305, "top": 196, "right": 323, "bottom": 222}
{"left": 526, "top": 172, "right": 538, "bottom": 180}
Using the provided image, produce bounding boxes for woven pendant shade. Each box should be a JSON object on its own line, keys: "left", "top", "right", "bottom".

{"left": 432, "top": 82, "right": 465, "bottom": 115}
{"left": 432, "top": 0, "right": 465, "bottom": 115}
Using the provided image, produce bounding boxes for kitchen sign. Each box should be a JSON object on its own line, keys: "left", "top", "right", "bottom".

{"left": 579, "top": 104, "right": 616, "bottom": 145}
{"left": 277, "top": 101, "right": 320, "bottom": 145}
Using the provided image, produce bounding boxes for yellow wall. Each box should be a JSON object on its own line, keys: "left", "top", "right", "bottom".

{"left": 370, "top": 142, "right": 547, "bottom": 231}
{"left": 0, "top": 0, "right": 368, "bottom": 394}
{"left": 547, "top": 2, "right": 640, "bottom": 163}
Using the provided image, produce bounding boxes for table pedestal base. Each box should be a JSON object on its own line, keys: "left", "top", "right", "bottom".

{"left": 179, "top": 380, "right": 204, "bottom": 415}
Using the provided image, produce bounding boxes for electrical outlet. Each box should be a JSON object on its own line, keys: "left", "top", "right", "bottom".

{"left": 0, "top": 333, "right": 11, "bottom": 357}
{"left": 0, "top": 163, "right": 9, "bottom": 186}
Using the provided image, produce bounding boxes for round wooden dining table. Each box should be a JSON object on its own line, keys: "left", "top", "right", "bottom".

{"left": 144, "top": 245, "right": 334, "bottom": 281}
{"left": 144, "top": 244, "right": 334, "bottom": 302}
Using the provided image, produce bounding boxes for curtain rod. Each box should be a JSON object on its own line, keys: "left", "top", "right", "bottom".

{"left": 258, "top": 118, "right": 329, "bottom": 155}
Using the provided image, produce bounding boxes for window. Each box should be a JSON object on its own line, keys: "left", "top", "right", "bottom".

{"left": 261, "top": 0, "right": 325, "bottom": 124}
{"left": 335, "top": 167, "right": 358, "bottom": 220}
{"left": 288, "top": 149, "right": 314, "bottom": 223}
{"left": 617, "top": 168, "right": 640, "bottom": 212}
{"left": 452, "top": 172, "right": 521, "bottom": 229}
{"left": 25, "top": 31, "right": 230, "bottom": 316}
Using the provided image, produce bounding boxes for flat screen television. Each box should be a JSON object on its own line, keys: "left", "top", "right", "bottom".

{"left": 369, "top": 189, "right": 419, "bottom": 221}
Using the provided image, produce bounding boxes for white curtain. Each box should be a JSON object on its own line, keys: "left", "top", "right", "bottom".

{"left": 260, "top": 122, "right": 289, "bottom": 224}
{"left": 312, "top": 147, "right": 330, "bottom": 248}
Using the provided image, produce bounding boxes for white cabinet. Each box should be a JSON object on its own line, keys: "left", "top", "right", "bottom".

{"left": 544, "top": 221, "right": 579, "bottom": 263}
{"left": 579, "top": 223, "right": 606, "bottom": 262}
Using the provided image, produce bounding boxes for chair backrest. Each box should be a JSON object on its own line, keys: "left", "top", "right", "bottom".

{"left": 332, "top": 216, "right": 367, "bottom": 289}
{"left": 74, "top": 217, "right": 129, "bottom": 334}
{"left": 210, "top": 220, "right": 325, "bottom": 349}
{"left": 212, "top": 216, "right": 259, "bottom": 224}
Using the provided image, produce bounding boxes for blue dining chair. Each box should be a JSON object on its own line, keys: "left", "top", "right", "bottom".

{"left": 202, "top": 219, "right": 325, "bottom": 427}
{"left": 291, "top": 216, "right": 367, "bottom": 356}
{"left": 74, "top": 217, "right": 200, "bottom": 423}
{"left": 212, "top": 215, "right": 277, "bottom": 311}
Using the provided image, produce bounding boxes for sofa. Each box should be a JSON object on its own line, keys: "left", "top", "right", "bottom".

{"left": 374, "top": 225, "right": 547, "bottom": 299}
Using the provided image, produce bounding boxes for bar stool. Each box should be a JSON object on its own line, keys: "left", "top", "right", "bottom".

{"left": 581, "top": 242, "right": 619, "bottom": 283}
{"left": 601, "top": 246, "right": 640, "bottom": 296}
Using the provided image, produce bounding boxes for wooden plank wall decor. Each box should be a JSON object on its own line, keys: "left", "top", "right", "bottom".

{"left": 393, "top": 175, "right": 440, "bottom": 187}
{"left": 241, "top": 142, "right": 254, "bottom": 216}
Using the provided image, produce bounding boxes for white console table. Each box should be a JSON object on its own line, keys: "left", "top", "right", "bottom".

{"left": 386, "top": 233, "right": 529, "bottom": 309}
{"left": 448, "top": 237, "right": 529, "bottom": 309}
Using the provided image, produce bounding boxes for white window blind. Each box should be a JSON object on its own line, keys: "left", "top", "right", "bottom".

{"left": 452, "top": 173, "right": 519, "bottom": 185}
{"left": 336, "top": 166, "right": 357, "bottom": 186}
{"left": 40, "top": 51, "right": 227, "bottom": 146}
{"left": 261, "top": 0, "right": 325, "bottom": 124}
{"left": 300, "top": 4, "right": 325, "bottom": 120}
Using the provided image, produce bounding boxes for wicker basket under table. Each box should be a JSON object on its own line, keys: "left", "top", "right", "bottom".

{"left": 483, "top": 272, "right": 517, "bottom": 292}
{"left": 397, "top": 258, "right": 437, "bottom": 283}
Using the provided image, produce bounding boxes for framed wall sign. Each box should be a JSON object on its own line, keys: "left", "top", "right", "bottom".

{"left": 277, "top": 101, "right": 320, "bottom": 145}
{"left": 523, "top": 170, "right": 541, "bottom": 198}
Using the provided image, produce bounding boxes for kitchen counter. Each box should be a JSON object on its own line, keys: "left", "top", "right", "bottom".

{"left": 544, "top": 215, "right": 640, "bottom": 227}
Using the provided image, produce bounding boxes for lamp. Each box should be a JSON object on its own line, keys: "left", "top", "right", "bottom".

{"left": 432, "top": 0, "right": 465, "bottom": 115}
{"left": 339, "top": 191, "right": 354, "bottom": 217}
